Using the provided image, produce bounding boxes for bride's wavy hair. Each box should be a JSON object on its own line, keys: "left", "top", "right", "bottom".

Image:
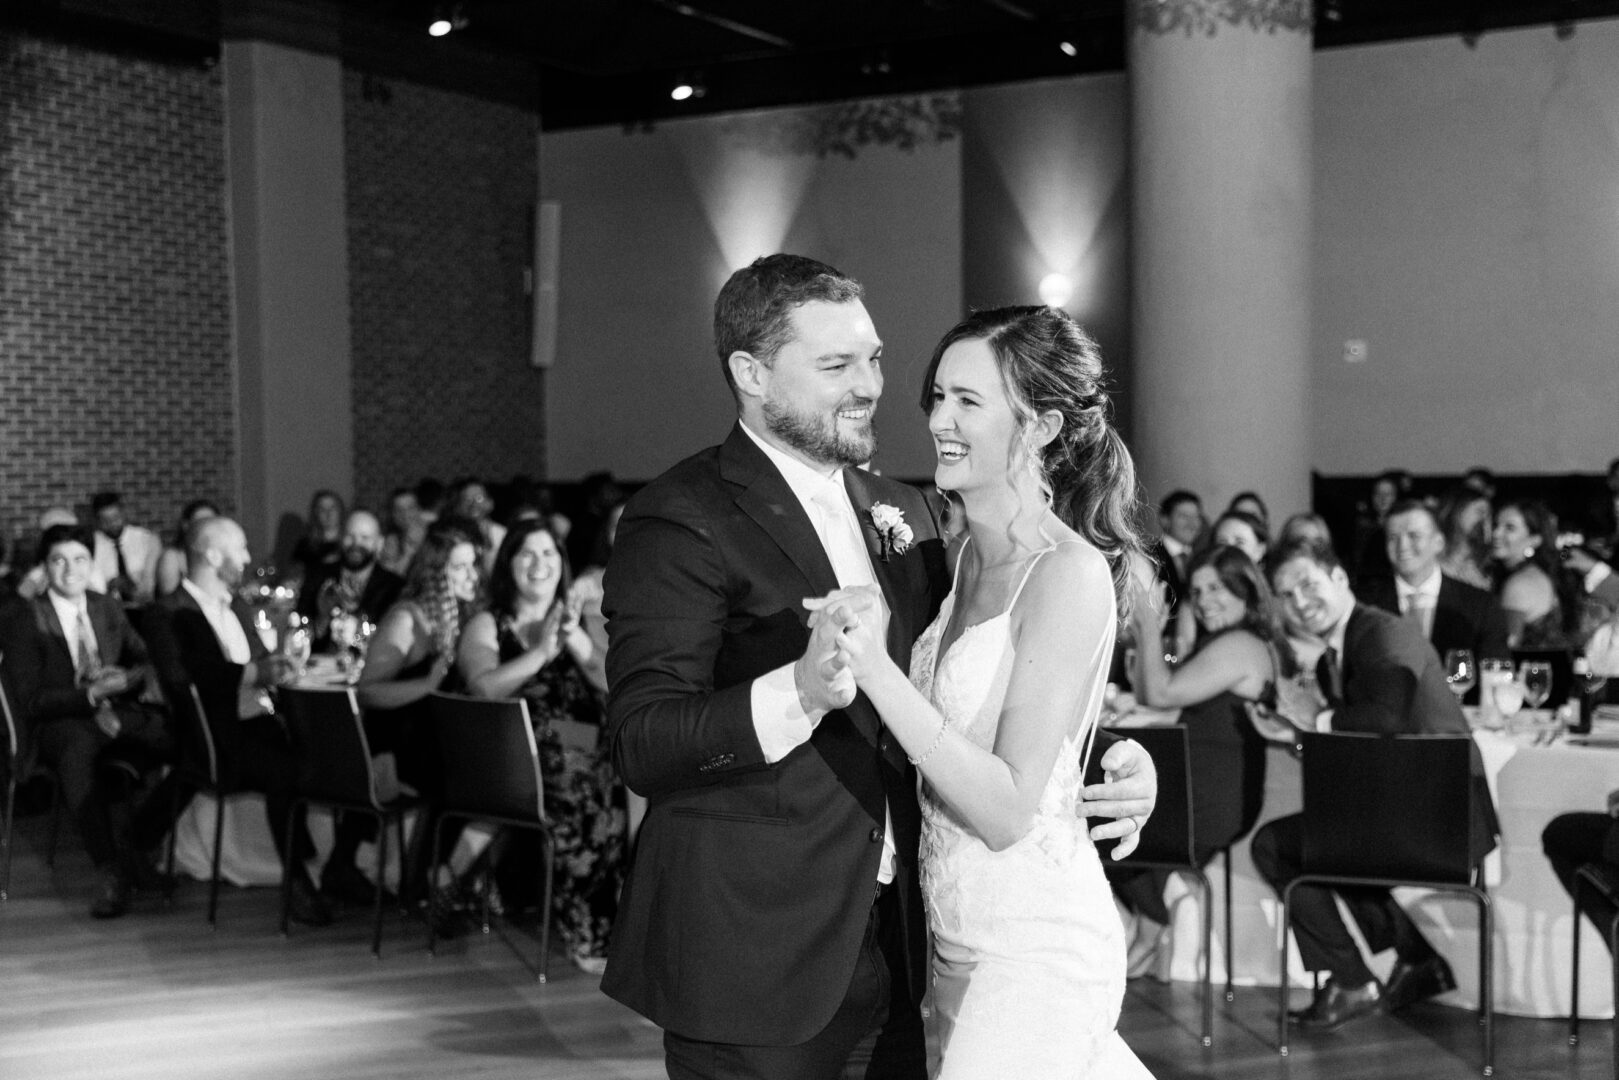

{"left": 918, "top": 305, "right": 1147, "bottom": 615}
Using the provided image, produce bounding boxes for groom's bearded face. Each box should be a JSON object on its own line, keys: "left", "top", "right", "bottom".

{"left": 759, "top": 300, "right": 883, "bottom": 469}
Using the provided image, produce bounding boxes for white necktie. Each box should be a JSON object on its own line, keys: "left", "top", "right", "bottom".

{"left": 811, "top": 482, "right": 876, "bottom": 591}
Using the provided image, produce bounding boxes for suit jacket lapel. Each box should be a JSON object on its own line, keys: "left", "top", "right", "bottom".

{"left": 842, "top": 467, "right": 909, "bottom": 661}
{"left": 89, "top": 595, "right": 121, "bottom": 665}
{"left": 33, "top": 597, "right": 73, "bottom": 667}
{"left": 721, "top": 425, "right": 841, "bottom": 599}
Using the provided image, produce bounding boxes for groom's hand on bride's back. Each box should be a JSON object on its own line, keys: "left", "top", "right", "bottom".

{"left": 1081, "top": 738, "right": 1158, "bottom": 860}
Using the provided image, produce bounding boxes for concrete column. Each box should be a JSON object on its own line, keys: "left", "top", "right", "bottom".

{"left": 1128, "top": 0, "right": 1313, "bottom": 518}
{"left": 223, "top": 38, "right": 353, "bottom": 558}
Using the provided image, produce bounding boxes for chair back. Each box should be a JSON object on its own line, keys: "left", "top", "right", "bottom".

{"left": 1091, "top": 725, "right": 1196, "bottom": 867}
{"left": 170, "top": 682, "right": 221, "bottom": 787}
{"left": 0, "top": 650, "right": 18, "bottom": 771}
{"left": 429, "top": 692, "right": 545, "bottom": 823}
{"left": 1298, "top": 730, "right": 1476, "bottom": 883}
{"left": 279, "top": 686, "right": 381, "bottom": 808}
{"left": 1511, "top": 647, "right": 1572, "bottom": 708}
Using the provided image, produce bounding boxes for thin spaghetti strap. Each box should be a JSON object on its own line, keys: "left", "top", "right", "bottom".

{"left": 1005, "top": 539, "right": 1080, "bottom": 615}
{"left": 949, "top": 534, "right": 972, "bottom": 593}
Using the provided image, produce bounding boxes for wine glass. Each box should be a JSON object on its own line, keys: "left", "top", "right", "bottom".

{"left": 346, "top": 618, "right": 375, "bottom": 683}
{"left": 1443, "top": 649, "right": 1476, "bottom": 701}
{"left": 1519, "top": 660, "right": 1553, "bottom": 712}
{"left": 283, "top": 623, "right": 312, "bottom": 676}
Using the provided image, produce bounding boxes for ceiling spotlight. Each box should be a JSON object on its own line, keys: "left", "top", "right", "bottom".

{"left": 1058, "top": 40, "right": 1078, "bottom": 57}
{"left": 1320, "top": 0, "right": 1342, "bottom": 23}
{"left": 428, "top": 4, "right": 467, "bottom": 38}
{"left": 1038, "top": 272, "right": 1074, "bottom": 309}
{"left": 671, "top": 72, "right": 706, "bottom": 101}
{"left": 671, "top": 82, "right": 694, "bottom": 101}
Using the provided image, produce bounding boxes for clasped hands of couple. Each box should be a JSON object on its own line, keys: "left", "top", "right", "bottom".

{"left": 796, "top": 584, "right": 1155, "bottom": 859}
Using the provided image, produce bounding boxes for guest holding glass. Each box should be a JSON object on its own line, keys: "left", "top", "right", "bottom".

{"left": 1119, "top": 545, "right": 1293, "bottom": 960}
{"left": 456, "top": 520, "right": 625, "bottom": 972}
{"left": 1491, "top": 499, "right": 1569, "bottom": 648}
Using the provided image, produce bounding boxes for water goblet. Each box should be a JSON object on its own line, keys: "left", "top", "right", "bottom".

{"left": 1443, "top": 649, "right": 1476, "bottom": 701}
{"left": 1518, "top": 660, "right": 1553, "bottom": 712}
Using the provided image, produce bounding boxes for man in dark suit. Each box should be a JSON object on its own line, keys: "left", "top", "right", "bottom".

{"left": 1148, "top": 489, "right": 1202, "bottom": 616}
{"left": 1253, "top": 535, "right": 1499, "bottom": 1031}
{"left": 601, "top": 254, "right": 1158, "bottom": 1080}
{"left": 0, "top": 523, "right": 172, "bottom": 918}
{"left": 296, "top": 509, "right": 403, "bottom": 652}
{"left": 1358, "top": 499, "right": 1511, "bottom": 685}
{"left": 143, "top": 516, "right": 332, "bottom": 923}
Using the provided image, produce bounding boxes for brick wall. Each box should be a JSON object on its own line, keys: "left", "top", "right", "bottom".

{"left": 344, "top": 70, "right": 544, "bottom": 512}
{"left": 0, "top": 32, "right": 235, "bottom": 560}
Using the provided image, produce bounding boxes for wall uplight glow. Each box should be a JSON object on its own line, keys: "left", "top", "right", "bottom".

{"left": 1038, "top": 272, "right": 1074, "bottom": 308}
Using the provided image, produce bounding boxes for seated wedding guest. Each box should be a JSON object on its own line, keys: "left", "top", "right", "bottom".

{"left": 1585, "top": 456, "right": 1619, "bottom": 560}
{"left": 0, "top": 524, "right": 173, "bottom": 918}
{"left": 415, "top": 476, "right": 445, "bottom": 528}
{"left": 378, "top": 486, "right": 425, "bottom": 576}
{"left": 18, "top": 507, "right": 103, "bottom": 600}
{"left": 1253, "top": 536, "right": 1497, "bottom": 1031}
{"left": 1226, "top": 490, "right": 1270, "bottom": 530}
{"left": 566, "top": 471, "right": 625, "bottom": 571}
{"left": 1543, "top": 793, "right": 1619, "bottom": 952}
{"left": 1151, "top": 489, "right": 1204, "bottom": 617}
{"left": 1436, "top": 485, "right": 1494, "bottom": 590}
{"left": 1352, "top": 469, "right": 1411, "bottom": 582}
{"left": 341, "top": 521, "right": 481, "bottom": 900}
{"left": 91, "top": 491, "right": 162, "bottom": 604}
{"left": 154, "top": 499, "right": 219, "bottom": 598}
{"left": 1359, "top": 499, "right": 1510, "bottom": 676}
{"left": 1119, "top": 545, "right": 1294, "bottom": 969}
{"left": 1492, "top": 499, "right": 1570, "bottom": 647}
{"left": 447, "top": 478, "right": 506, "bottom": 573}
{"left": 456, "top": 520, "right": 625, "bottom": 972}
{"left": 1278, "top": 511, "right": 1332, "bottom": 551}
{"left": 296, "top": 509, "right": 404, "bottom": 651}
{"left": 143, "top": 516, "right": 332, "bottom": 923}
{"left": 289, "top": 489, "right": 345, "bottom": 587}
{"left": 1462, "top": 466, "right": 1498, "bottom": 501}
{"left": 1169, "top": 509, "right": 1271, "bottom": 659}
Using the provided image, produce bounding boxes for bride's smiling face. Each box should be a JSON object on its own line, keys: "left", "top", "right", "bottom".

{"left": 928, "top": 337, "right": 1021, "bottom": 496}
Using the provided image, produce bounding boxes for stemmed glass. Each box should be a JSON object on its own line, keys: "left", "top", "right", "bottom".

{"left": 1519, "top": 661, "right": 1553, "bottom": 712}
{"left": 346, "top": 618, "right": 375, "bottom": 684}
{"left": 282, "top": 613, "right": 313, "bottom": 676}
{"left": 1443, "top": 649, "right": 1476, "bottom": 702}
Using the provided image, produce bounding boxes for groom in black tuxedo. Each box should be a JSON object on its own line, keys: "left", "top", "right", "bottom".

{"left": 601, "top": 254, "right": 1158, "bottom": 1080}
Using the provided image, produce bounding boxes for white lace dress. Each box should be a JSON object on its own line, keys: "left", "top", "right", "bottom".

{"left": 910, "top": 543, "right": 1152, "bottom": 1079}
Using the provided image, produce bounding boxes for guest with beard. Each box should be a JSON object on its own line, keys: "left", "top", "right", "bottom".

{"left": 296, "top": 509, "right": 404, "bottom": 652}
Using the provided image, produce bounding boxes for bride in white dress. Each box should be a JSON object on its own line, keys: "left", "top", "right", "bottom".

{"left": 817, "top": 306, "right": 1156, "bottom": 1078}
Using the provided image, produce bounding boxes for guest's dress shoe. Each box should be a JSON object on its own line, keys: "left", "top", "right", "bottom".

{"left": 1382, "top": 955, "right": 1457, "bottom": 1013}
{"left": 122, "top": 850, "right": 175, "bottom": 895}
{"left": 1290, "top": 977, "right": 1383, "bottom": 1032}
{"left": 90, "top": 870, "right": 133, "bottom": 920}
{"left": 288, "top": 874, "right": 335, "bottom": 927}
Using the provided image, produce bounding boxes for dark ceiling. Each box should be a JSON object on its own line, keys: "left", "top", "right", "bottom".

{"left": 7, "top": 0, "right": 1618, "bottom": 129}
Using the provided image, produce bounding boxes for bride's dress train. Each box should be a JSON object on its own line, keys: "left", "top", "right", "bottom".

{"left": 909, "top": 542, "right": 1154, "bottom": 1079}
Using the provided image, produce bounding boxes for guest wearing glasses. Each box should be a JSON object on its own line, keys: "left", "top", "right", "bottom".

{"left": 1253, "top": 536, "right": 1498, "bottom": 1031}
{"left": 1120, "top": 545, "right": 1294, "bottom": 969}
{"left": 1491, "top": 499, "right": 1570, "bottom": 648}
{"left": 447, "top": 478, "right": 506, "bottom": 573}
{"left": 456, "top": 520, "right": 625, "bottom": 972}
{"left": 1359, "top": 499, "right": 1510, "bottom": 676}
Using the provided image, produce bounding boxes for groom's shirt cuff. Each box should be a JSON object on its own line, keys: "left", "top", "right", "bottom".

{"left": 753, "top": 662, "right": 822, "bottom": 763}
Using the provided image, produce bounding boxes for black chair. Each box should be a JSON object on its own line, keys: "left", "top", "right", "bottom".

{"left": 0, "top": 650, "right": 64, "bottom": 901}
{"left": 426, "top": 692, "right": 556, "bottom": 982}
{"left": 1093, "top": 724, "right": 1228, "bottom": 1046}
{"left": 160, "top": 682, "right": 241, "bottom": 925}
{"left": 1567, "top": 861, "right": 1619, "bottom": 1080}
{"left": 278, "top": 686, "right": 420, "bottom": 957}
{"left": 1277, "top": 731, "right": 1493, "bottom": 1077}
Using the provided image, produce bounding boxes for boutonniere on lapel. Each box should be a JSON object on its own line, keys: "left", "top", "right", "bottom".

{"left": 868, "top": 503, "right": 914, "bottom": 563}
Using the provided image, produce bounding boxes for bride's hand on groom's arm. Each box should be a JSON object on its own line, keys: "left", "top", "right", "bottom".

{"left": 1081, "top": 739, "right": 1158, "bottom": 860}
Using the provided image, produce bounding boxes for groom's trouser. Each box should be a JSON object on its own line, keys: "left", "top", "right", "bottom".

{"left": 663, "top": 883, "right": 927, "bottom": 1080}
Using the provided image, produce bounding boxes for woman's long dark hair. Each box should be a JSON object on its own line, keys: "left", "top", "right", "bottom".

{"left": 1494, "top": 498, "right": 1575, "bottom": 633}
{"left": 487, "top": 519, "right": 572, "bottom": 621}
{"left": 1186, "top": 544, "right": 1297, "bottom": 676}
{"left": 919, "top": 305, "right": 1146, "bottom": 613}
{"left": 402, "top": 518, "right": 482, "bottom": 659}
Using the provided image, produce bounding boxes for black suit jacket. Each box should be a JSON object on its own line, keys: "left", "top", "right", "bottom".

{"left": 143, "top": 587, "right": 271, "bottom": 788}
{"left": 0, "top": 591, "right": 156, "bottom": 773}
{"left": 296, "top": 563, "right": 404, "bottom": 650}
{"left": 1335, "top": 603, "right": 1499, "bottom": 864}
{"left": 600, "top": 425, "right": 951, "bottom": 1045}
{"left": 1358, "top": 572, "right": 1511, "bottom": 664}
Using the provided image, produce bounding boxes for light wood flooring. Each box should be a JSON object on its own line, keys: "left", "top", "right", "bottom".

{"left": 0, "top": 811, "right": 1610, "bottom": 1080}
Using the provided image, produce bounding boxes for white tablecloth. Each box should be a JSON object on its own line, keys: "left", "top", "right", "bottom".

{"left": 168, "top": 794, "right": 410, "bottom": 892}
{"left": 1144, "top": 726, "right": 1619, "bottom": 1017}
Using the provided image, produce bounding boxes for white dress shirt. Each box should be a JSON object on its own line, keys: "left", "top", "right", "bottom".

{"left": 182, "top": 578, "right": 273, "bottom": 717}
{"left": 740, "top": 420, "right": 896, "bottom": 884}
{"left": 1394, "top": 568, "right": 1443, "bottom": 638}
{"left": 47, "top": 589, "right": 99, "bottom": 672}
{"left": 94, "top": 524, "right": 162, "bottom": 602}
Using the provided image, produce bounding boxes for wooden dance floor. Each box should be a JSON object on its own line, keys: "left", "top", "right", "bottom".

{"left": 0, "top": 812, "right": 1607, "bottom": 1080}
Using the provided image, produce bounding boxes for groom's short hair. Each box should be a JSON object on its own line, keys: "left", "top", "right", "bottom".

{"left": 714, "top": 253, "right": 863, "bottom": 396}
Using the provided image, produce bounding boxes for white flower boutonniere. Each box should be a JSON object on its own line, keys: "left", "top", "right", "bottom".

{"left": 868, "top": 502, "right": 914, "bottom": 563}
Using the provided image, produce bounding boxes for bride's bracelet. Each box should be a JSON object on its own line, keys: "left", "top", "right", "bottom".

{"left": 908, "top": 718, "right": 949, "bottom": 767}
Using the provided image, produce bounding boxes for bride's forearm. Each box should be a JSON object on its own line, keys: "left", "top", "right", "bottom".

{"left": 861, "top": 664, "right": 1040, "bottom": 852}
